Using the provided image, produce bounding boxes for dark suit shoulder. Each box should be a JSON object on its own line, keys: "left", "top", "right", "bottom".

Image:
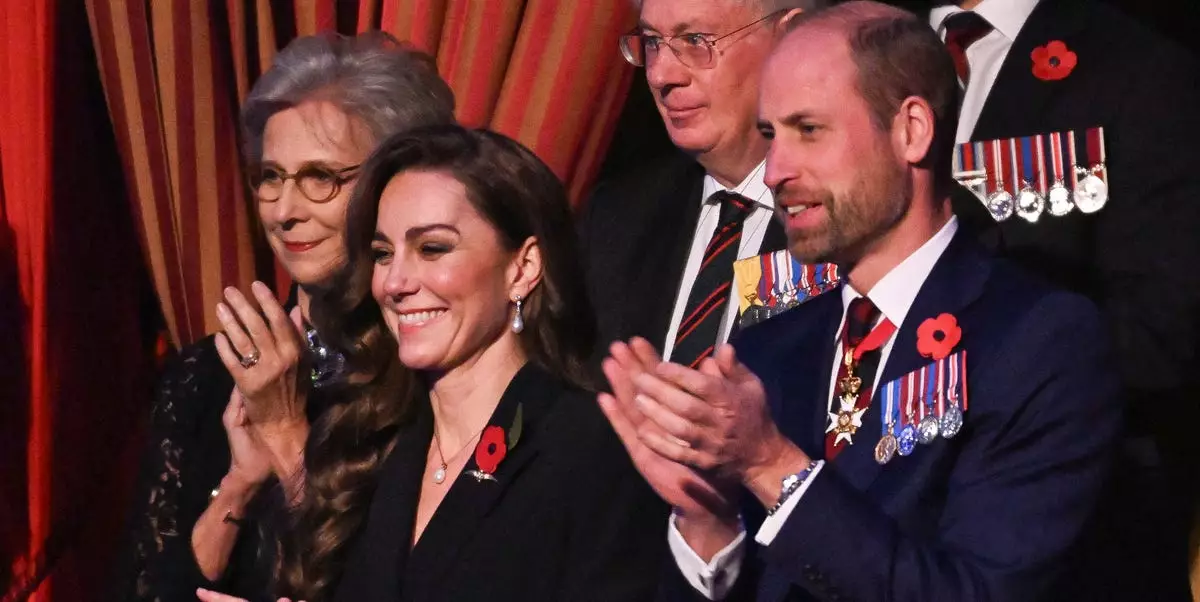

{"left": 962, "top": 255, "right": 1114, "bottom": 418}
{"left": 983, "top": 256, "right": 1102, "bottom": 326}
{"left": 1083, "top": 1, "right": 1193, "bottom": 60}
{"left": 587, "top": 151, "right": 703, "bottom": 207}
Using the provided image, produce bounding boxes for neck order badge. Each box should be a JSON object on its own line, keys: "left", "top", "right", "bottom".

{"left": 826, "top": 301, "right": 896, "bottom": 456}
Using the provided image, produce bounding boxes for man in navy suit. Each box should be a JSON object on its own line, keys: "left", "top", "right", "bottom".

{"left": 598, "top": 2, "right": 1123, "bottom": 600}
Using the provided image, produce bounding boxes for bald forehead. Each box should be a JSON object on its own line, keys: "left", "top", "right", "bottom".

{"left": 769, "top": 26, "right": 852, "bottom": 77}
{"left": 759, "top": 26, "right": 860, "bottom": 119}
{"left": 784, "top": 0, "right": 912, "bottom": 37}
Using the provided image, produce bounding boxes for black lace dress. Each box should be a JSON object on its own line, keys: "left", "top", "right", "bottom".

{"left": 113, "top": 302, "right": 343, "bottom": 602}
{"left": 112, "top": 335, "right": 275, "bottom": 602}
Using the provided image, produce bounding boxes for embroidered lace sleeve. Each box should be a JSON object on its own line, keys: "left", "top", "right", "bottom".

{"left": 113, "top": 336, "right": 269, "bottom": 601}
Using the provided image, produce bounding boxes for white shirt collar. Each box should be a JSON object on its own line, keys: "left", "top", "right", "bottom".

{"left": 701, "top": 161, "right": 774, "bottom": 210}
{"left": 929, "top": 0, "right": 1040, "bottom": 42}
{"left": 840, "top": 216, "right": 959, "bottom": 329}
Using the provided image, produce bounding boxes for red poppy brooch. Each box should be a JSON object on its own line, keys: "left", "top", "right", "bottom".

{"left": 466, "top": 404, "right": 523, "bottom": 482}
{"left": 916, "top": 313, "right": 962, "bottom": 360}
{"left": 1031, "top": 40, "right": 1077, "bottom": 81}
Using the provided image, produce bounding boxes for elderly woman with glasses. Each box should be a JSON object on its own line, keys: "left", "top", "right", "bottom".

{"left": 114, "top": 32, "right": 455, "bottom": 602}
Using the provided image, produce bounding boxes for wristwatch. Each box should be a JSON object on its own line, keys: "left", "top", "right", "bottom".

{"left": 768, "top": 461, "right": 818, "bottom": 516}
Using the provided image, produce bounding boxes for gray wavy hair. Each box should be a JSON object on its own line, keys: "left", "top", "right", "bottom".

{"left": 240, "top": 31, "right": 456, "bottom": 165}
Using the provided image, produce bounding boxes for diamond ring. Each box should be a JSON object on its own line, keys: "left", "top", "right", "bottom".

{"left": 239, "top": 349, "right": 261, "bottom": 369}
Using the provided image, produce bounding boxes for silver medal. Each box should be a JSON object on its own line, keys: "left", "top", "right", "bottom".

{"left": 898, "top": 424, "right": 917, "bottom": 456}
{"left": 940, "top": 405, "right": 964, "bottom": 439}
{"left": 917, "top": 414, "right": 940, "bottom": 444}
{"left": 1015, "top": 186, "right": 1044, "bottom": 223}
{"left": 1073, "top": 171, "right": 1108, "bottom": 214}
{"left": 1047, "top": 182, "right": 1073, "bottom": 216}
{"left": 986, "top": 190, "right": 1014, "bottom": 222}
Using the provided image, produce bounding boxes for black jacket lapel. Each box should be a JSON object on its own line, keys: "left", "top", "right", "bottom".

{"left": 800, "top": 293, "right": 845, "bottom": 456}
{"left": 334, "top": 400, "right": 431, "bottom": 601}
{"left": 971, "top": 0, "right": 1089, "bottom": 140}
{"left": 399, "top": 365, "right": 559, "bottom": 599}
{"left": 640, "top": 160, "right": 707, "bottom": 349}
{"left": 832, "top": 229, "right": 992, "bottom": 493}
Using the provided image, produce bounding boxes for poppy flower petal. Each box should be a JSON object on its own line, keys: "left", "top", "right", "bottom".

{"left": 1032, "top": 40, "right": 1077, "bottom": 81}
{"left": 917, "top": 314, "right": 962, "bottom": 360}
{"left": 475, "top": 425, "right": 508, "bottom": 474}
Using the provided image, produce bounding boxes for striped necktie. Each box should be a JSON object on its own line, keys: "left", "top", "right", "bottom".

{"left": 671, "top": 191, "right": 754, "bottom": 368}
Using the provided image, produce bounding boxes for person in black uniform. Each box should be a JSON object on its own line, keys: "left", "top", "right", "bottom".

{"left": 924, "top": 0, "right": 1200, "bottom": 597}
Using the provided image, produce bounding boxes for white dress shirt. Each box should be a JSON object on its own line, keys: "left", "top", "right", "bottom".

{"left": 930, "top": 0, "right": 1041, "bottom": 143}
{"left": 661, "top": 161, "right": 775, "bottom": 362}
{"left": 669, "top": 217, "right": 960, "bottom": 599}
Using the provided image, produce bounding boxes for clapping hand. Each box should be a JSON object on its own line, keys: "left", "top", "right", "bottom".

{"left": 597, "top": 338, "right": 738, "bottom": 521}
{"left": 213, "top": 281, "right": 311, "bottom": 495}
{"left": 213, "top": 281, "right": 309, "bottom": 433}
{"left": 626, "top": 343, "right": 792, "bottom": 483}
{"left": 221, "top": 388, "right": 273, "bottom": 489}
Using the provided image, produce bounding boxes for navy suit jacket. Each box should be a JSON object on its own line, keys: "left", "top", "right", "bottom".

{"left": 668, "top": 230, "right": 1122, "bottom": 602}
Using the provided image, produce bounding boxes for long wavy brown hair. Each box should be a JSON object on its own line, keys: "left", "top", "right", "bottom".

{"left": 276, "top": 125, "right": 597, "bottom": 601}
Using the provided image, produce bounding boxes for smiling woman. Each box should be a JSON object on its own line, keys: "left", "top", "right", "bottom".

{"left": 259, "top": 125, "right": 669, "bottom": 601}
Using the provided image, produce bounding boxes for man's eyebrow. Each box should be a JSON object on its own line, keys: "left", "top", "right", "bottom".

{"left": 779, "top": 111, "right": 817, "bottom": 129}
{"left": 636, "top": 19, "right": 701, "bottom": 36}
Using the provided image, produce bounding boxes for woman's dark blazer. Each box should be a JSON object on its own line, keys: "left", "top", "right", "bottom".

{"left": 333, "top": 363, "right": 671, "bottom": 601}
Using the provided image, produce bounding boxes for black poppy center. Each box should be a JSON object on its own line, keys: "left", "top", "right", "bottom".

{"left": 933, "top": 330, "right": 946, "bottom": 342}
{"left": 487, "top": 442, "right": 498, "bottom": 454}
{"left": 1049, "top": 56, "right": 1061, "bottom": 68}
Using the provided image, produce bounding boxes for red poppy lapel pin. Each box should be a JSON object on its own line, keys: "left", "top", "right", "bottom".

{"left": 466, "top": 404, "right": 523, "bottom": 483}
{"left": 916, "top": 313, "right": 962, "bottom": 360}
{"left": 1031, "top": 40, "right": 1077, "bottom": 81}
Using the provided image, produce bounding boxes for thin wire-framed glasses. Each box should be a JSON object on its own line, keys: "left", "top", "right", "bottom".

{"left": 247, "top": 163, "right": 362, "bottom": 203}
{"left": 619, "top": 9, "right": 787, "bottom": 69}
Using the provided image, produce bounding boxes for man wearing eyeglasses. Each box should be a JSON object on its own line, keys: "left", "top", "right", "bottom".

{"left": 579, "top": 0, "right": 829, "bottom": 376}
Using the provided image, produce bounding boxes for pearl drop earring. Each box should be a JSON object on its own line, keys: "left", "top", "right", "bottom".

{"left": 511, "top": 295, "right": 525, "bottom": 334}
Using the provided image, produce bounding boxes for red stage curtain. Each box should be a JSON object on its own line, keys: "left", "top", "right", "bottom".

{"left": 86, "top": 0, "right": 637, "bottom": 350}
{"left": 1, "top": 2, "right": 153, "bottom": 601}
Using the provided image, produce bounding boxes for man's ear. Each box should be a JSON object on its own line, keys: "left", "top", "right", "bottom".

{"left": 892, "top": 95, "right": 936, "bottom": 166}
